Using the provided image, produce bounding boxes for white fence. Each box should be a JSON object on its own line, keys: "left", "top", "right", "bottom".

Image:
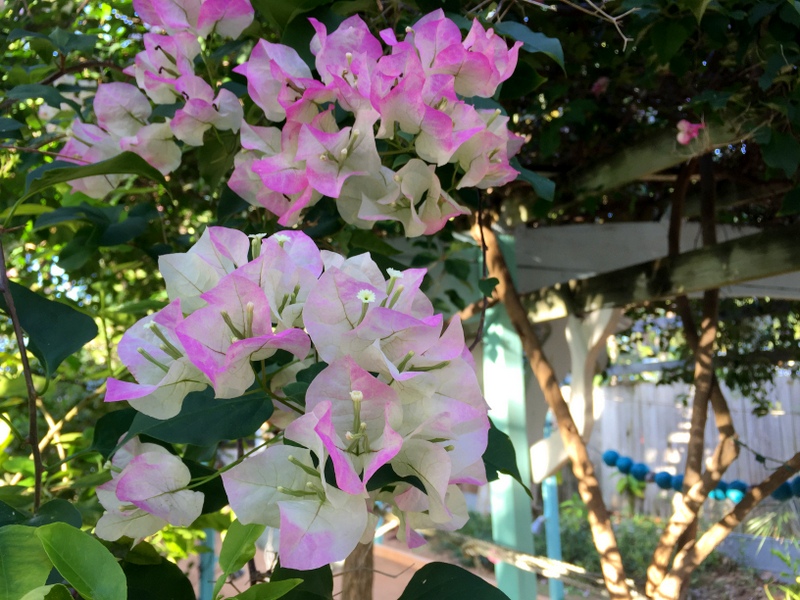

{"left": 589, "top": 377, "right": 800, "bottom": 517}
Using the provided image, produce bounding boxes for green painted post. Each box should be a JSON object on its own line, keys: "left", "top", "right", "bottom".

{"left": 483, "top": 234, "right": 538, "bottom": 599}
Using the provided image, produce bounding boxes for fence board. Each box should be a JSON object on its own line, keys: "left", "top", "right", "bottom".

{"left": 590, "top": 377, "right": 799, "bottom": 514}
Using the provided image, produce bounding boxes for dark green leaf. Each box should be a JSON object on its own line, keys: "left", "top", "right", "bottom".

{"left": 282, "top": 381, "right": 309, "bottom": 406}
{"left": 229, "top": 581, "right": 303, "bottom": 600}
{"left": 0, "top": 282, "right": 98, "bottom": 377}
{"left": 349, "top": 230, "right": 402, "bottom": 256}
{"left": 185, "top": 460, "right": 228, "bottom": 514}
{"left": 123, "top": 558, "right": 195, "bottom": 600}
{"left": 443, "top": 258, "right": 471, "bottom": 281}
{"left": 90, "top": 410, "right": 136, "bottom": 460}
{"left": 399, "top": 562, "right": 511, "bottom": 600}
{"left": 36, "top": 522, "right": 126, "bottom": 600}
{"left": 34, "top": 203, "right": 119, "bottom": 229}
{"left": 510, "top": 158, "right": 555, "bottom": 201}
{"left": 493, "top": 21, "right": 564, "bottom": 69}
{"left": 478, "top": 277, "right": 499, "bottom": 297}
{"left": 22, "top": 152, "right": 168, "bottom": 202}
{"left": 0, "top": 118, "right": 25, "bottom": 133}
{"left": 0, "top": 525, "right": 53, "bottom": 600}
{"left": 271, "top": 563, "right": 333, "bottom": 600}
{"left": 251, "top": 0, "right": 331, "bottom": 30}
{"left": 28, "top": 499, "right": 82, "bottom": 529}
{"left": 498, "top": 60, "right": 546, "bottom": 100}
{"left": 762, "top": 130, "right": 800, "bottom": 177}
{"left": 778, "top": 188, "right": 800, "bottom": 216}
{"left": 0, "top": 500, "right": 29, "bottom": 527}
{"left": 98, "top": 216, "right": 148, "bottom": 246}
{"left": 482, "top": 419, "right": 532, "bottom": 498}
{"left": 5, "top": 84, "right": 80, "bottom": 111}
{"left": 197, "top": 130, "right": 238, "bottom": 189}
{"left": 296, "top": 362, "right": 328, "bottom": 384}
{"left": 125, "top": 387, "right": 274, "bottom": 446}
{"left": 650, "top": 20, "right": 692, "bottom": 64}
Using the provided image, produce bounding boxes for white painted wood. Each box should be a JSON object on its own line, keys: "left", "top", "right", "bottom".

{"left": 590, "top": 377, "right": 799, "bottom": 514}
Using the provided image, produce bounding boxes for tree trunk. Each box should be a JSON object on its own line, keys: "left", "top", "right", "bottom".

{"left": 341, "top": 541, "right": 374, "bottom": 600}
{"left": 473, "top": 220, "right": 633, "bottom": 600}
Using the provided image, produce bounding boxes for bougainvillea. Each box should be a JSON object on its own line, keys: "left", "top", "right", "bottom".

{"left": 102, "top": 228, "right": 490, "bottom": 569}
{"left": 57, "top": 7, "right": 523, "bottom": 237}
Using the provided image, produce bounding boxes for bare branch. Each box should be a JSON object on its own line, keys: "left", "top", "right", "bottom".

{"left": 0, "top": 236, "right": 43, "bottom": 510}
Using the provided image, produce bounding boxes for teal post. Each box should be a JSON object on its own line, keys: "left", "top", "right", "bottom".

{"left": 199, "top": 528, "right": 216, "bottom": 600}
{"left": 543, "top": 412, "right": 564, "bottom": 600}
{"left": 483, "top": 234, "right": 538, "bottom": 599}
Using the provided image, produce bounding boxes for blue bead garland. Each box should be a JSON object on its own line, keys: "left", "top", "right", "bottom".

{"left": 599, "top": 449, "right": 799, "bottom": 504}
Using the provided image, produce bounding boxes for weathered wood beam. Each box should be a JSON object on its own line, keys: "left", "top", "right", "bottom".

{"left": 571, "top": 124, "right": 750, "bottom": 197}
{"left": 521, "top": 224, "right": 800, "bottom": 322}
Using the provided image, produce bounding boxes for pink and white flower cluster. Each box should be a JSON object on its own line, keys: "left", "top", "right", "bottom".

{"left": 101, "top": 227, "right": 490, "bottom": 569}
{"left": 57, "top": 0, "right": 252, "bottom": 196}
{"left": 231, "top": 10, "right": 524, "bottom": 234}
{"left": 56, "top": 7, "right": 523, "bottom": 236}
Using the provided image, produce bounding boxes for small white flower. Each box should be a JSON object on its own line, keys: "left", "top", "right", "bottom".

{"left": 386, "top": 268, "right": 403, "bottom": 279}
{"left": 357, "top": 289, "right": 376, "bottom": 304}
{"left": 349, "top": 390, "right": 363, "bottom": 402}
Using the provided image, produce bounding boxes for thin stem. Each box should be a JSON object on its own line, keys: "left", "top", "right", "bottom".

{"left": 0, "top": 236, "right": 44, "bottom": 510}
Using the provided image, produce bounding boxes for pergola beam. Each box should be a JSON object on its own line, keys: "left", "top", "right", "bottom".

{"left": 521, "top": 224, "right": 800, "bottom": 323}
{"left": 571, "top": 124, "right": 750, "bottom": 197}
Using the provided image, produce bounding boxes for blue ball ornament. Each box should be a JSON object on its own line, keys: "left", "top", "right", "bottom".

{"left": 602, "top": 450, "right": 620, "bottom": 467}
{"left": 726, "top": 489, "right": 745, "bottom": 504}
{"left": 671, "top": 474, "right": 684, "bottom": 492}
{"left": 772, "top": 482, "right": 793, "bottom": 502}
{"left": 791, "top": 477, "right": 800, "bottom": 498}
{"left": 728, "top": 480, "right": 747, "bottom": 493}
{"left": 617, "top": 456, "right": 633, "bottom": 474}
{"left": 654, "top": 471, "right": 673, "bottom": 490}
{"left": 631, "top": 463, "right": 650, "bottom": 482}
{"left": 709, "top": 480, "right": 729, "bottom": 501}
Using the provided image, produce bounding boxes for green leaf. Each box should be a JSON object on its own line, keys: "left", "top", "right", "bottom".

{"left": 0, "top": 524, "right": 53, "bottom": 600}
{"left": 762, "top": 130, "right": 800, "bottom": 177}
{"left": 125, "top": 387, "right": 274, "bottom": 446}
{"left": 493, "top": 21, "right": 564, "bottom": 69}
{"left": 0, "top": 500, "right": 29, "bottom": 526}
{"left": 229, "top": 581, "right": 304, "bottom": 600}
{"left": 443, "top": 258, "right": 472, "bottom": 281}
{"left": 296, "top": 362, "right": 328, "bottom": 384}
{"left": 498, "top": 60, "right": 546, "bottom": 100}
{"left": 5, "top": 84, "right": 80, "bottom": 111}
{"left": 478, "top": 277, "right": 499, "bottom": 298}
{"left": 123, "top": 558, "right": 195, "bottom": 600}
{"left": 510, "top": 158, "right": 555, "bottom": 201}
{"left": 20, "top": 584, "right": 73, "bottom": 600}
{"left": 271, "top": 563, "right": 333, "bottom": 600}
{"left": 482, "top": 419, "right": 532, "bottom": 498}
{"left": 27, "top": 152, "right": 167, "bottom": 196}
{"left": 651, "top": 20, "right": 692, "bottom": 64}
{"left": 28, "top": 499, "right": 82, "bottom": 529}
{"left": 196, "top": 130, "right": 238, "bottom": 189}
{"left": 680, "top": 0, "right": 713, "bottom": 21}
{"left": 35, "top": 522, "right": 126, "bottom": 600}
{"left": 90, "top": 409, "right": 137, "bottom": 460}
{"left": 349, "top": 229, "right": 401, "bottom": 256}
{"left": 185, "top": 460, "right": 229, "bottom": 514}
{"left": 251, "top": 0, "right": 331, "bottom": 30}
{"left": 0, "top": 118, "right": 25, "bottom": 133}
{"left": 213, "top": 520, "right": 266, "bottom": 600}
{"left": 0, "top": 281, "right": 98, "bottom": 377}
{"left": 398, "top": 562, "right": 511, "bottom": 599}
{"left": 778, "top": 188, "right": 800, "bottom": 216}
